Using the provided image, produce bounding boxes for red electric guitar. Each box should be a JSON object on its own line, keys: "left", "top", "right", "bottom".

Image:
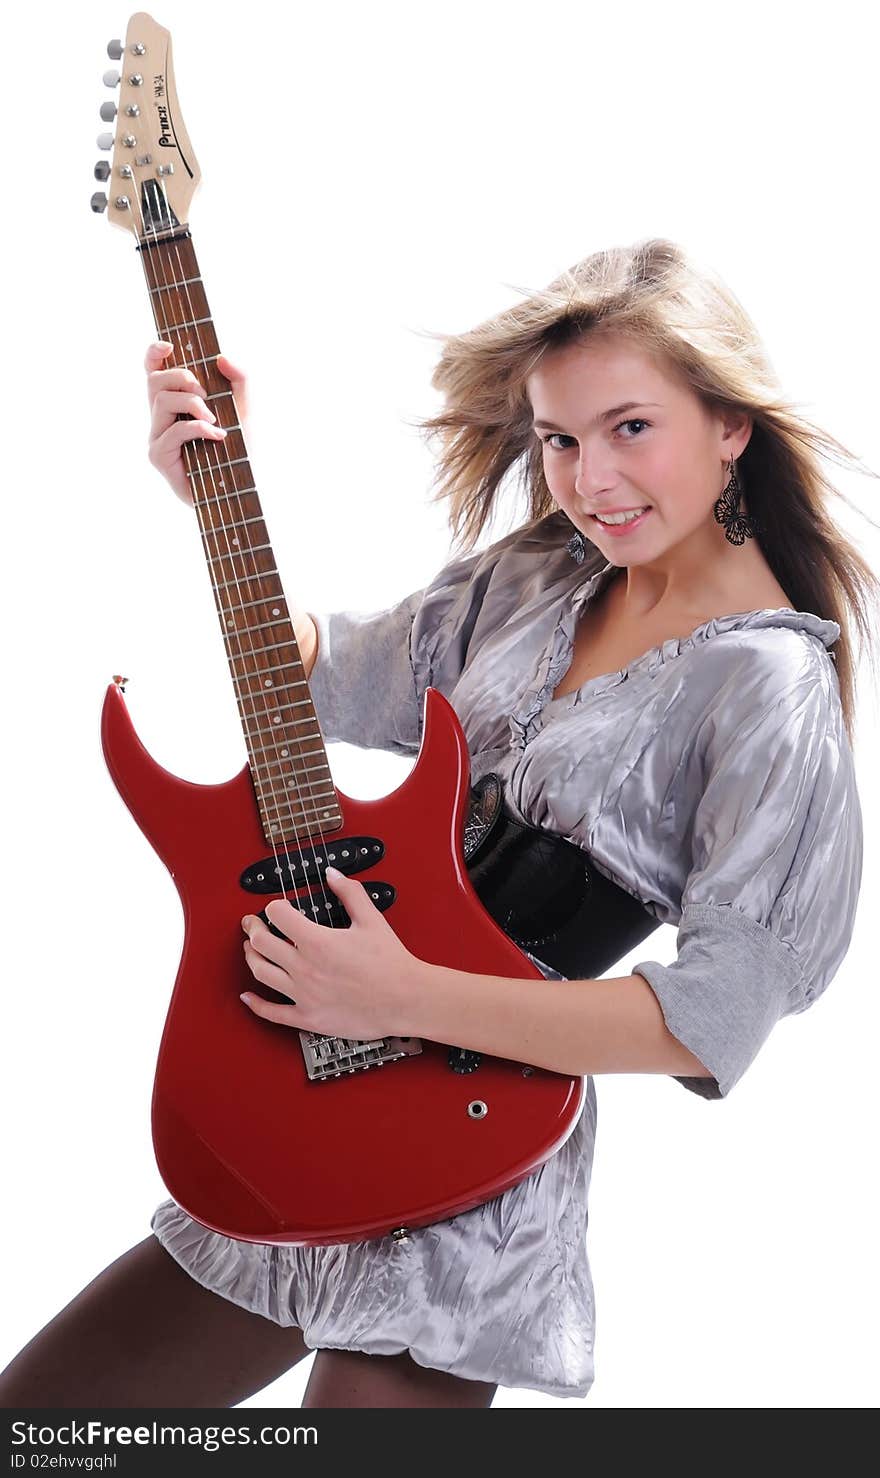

{"left": 91, "top": 11, "right": 584, "bottom": 1247}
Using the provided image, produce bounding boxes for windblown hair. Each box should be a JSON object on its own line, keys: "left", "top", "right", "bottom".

{"left": 413, "top": 237, "right": 880, "bottom": 745}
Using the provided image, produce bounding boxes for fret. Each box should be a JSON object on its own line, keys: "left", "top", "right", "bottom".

{"left": 247, "top": 713, "right": 319, "bottom": 734}
{"left": 248, "top": 739, "right": 327, "bottom": 760}
{"left": 187, "top": 457, "right": 250, "bottom": 477}
{"left": 197, "top": 486, "right": 257, "bottom": 504}
{"left": 202, "top": 515, "right": 264, "bottom": 535}
{"left": 253, "top": 757, "right": 331, "bottom": 778}
{"left": 148, "top": 274, "right": 203, "bottom": 293}
{"left": 165, "top": 315, "right": 213, "bottom": 331}
{"left": 227, "top": 637, "right": 301, "bottom": 660}
{"left": 234, "top": 664, "right": 308, "bottom": 683}
{"left": 240, "top": 701, "right": 315, "bottom": 723}
{"left": 238, "top": 679, "right": 311, "bottom": 699}
{"left": 186, "top": 455, "right": 249, "bottom": 475}
{"left": 239, "top": 719, "right": 321, "bottom": 750}
{"left": 253, "top": 781, "right": 337, "bottom": 809}
{"left": 195, "top": 421, "right": 243, "bottom": 437}
{"left": 205, "top": 390, "right": 233, "bottom": 402}
{"left": 262, "top": 787, "right": 338, "bottom": 807}
{"left": 227, "top": 617, "right": 293, "bottom": 637}
{"left": 254, "top": 762, "right": 334, "bottom": 786}
{"left": 223, "top": 593, "right": 287, "bottom": 614}
{"left": 186, "top": 352, "right": 226, "bottom": 368}
{"left": 214, "top": 570, "right": 279, "bottom": 593}
{"left": 208, "top": 540, "right": 272, "bottom": 564}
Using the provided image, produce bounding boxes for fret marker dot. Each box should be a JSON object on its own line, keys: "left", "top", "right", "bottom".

{"left": 281, "top": 749, "right": 289, "bottom": 757}
{"left": 272, "top": 607, "right": 281, "bottom": 615}
{"left": 232, "top": 537, "right": 239, "bottom": 546}
{"left": 273, "top": 716, "right": 281, "bottom": 724}
{"left": 264, "top": 679, "right": 272, "bottom": 687}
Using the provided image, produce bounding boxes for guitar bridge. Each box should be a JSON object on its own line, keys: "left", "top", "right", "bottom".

{"left": 299, "top": 1030, "right": 423, "bottom": 1081}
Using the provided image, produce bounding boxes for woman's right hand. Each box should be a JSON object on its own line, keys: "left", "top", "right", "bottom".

{"left": 145, "top": 341, "right": 248, "bottom": 505}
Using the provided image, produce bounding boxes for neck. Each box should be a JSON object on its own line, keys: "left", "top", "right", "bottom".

{"left": 139, "top": 226, "right": 343, "bottom": 844}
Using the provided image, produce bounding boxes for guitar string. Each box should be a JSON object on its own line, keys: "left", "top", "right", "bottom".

{"left": 131, "top": 181, "right": 338, "bottom": 957}
{"left": 136, "top": 197, "right": 324, "bottom": 926}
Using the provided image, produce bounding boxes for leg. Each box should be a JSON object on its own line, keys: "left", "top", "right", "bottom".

{"left": 0, "top": 1235, "right": 312, "bottom": 1408}
{"left": 302, "top": 1348, "right": 497, "bottom": 1408}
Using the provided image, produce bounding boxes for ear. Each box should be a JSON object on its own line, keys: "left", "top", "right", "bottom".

{"left": 720, "top": 408, "right": 753, "bottom": 461}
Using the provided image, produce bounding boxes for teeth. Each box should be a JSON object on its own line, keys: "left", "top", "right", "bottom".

{"left": 596, "top": 507, "right": 648, "bottom": 526}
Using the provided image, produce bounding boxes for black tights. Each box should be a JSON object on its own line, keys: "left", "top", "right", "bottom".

{"left": 0, "top": 1235, "right": 496, "bottom": 1409}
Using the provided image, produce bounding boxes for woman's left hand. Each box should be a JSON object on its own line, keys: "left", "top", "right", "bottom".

{"left": 240, "top": 866, "right": 426, "bottom": 1039}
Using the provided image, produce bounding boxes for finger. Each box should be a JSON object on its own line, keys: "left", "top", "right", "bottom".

{"left": 264, "top": 897, "right": 312, "bottom": 944}
{"left": 322, "top": 866, "right": 374, "bottom": 922}
{"left": 152, "top": 388, "right": 217, "bottom": 427}
{"left": 148, "top": 419, "right": 229, "bottom": 468}
{"left": 239, "top": 990, "right": 299, "bottom": 1026}
{"left": 242, "top": 937, "right": 298, "bottom": 996}
{"left": 216, "top": 352, "right": 246, "bottom": 384}
{"left": 144, "top": 340, "right": 174, "bottom": 371}
{"left": 242, "top": 919, "right": 298, "bottom": 972}
{"left": 215, "top": 353, "right": 249, "bottom": 419}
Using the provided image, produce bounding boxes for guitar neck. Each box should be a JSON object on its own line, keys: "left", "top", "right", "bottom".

{"left": 138, "top": 227, "right": 342, "bottom": 844}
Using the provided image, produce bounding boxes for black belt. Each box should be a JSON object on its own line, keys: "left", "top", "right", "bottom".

{"left": 463, "top": 772, "right": 659, "bottom": 978}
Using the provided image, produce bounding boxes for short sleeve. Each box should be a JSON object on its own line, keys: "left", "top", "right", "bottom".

{"left": 631, "top": 638, "right": 863, "bottom": 1100}
{"left": 306, "top": 521, "right": 538, "bottom": 755}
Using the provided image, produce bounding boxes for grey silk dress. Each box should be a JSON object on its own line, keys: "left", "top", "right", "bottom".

{"left": 150, "top": 509, "right": 863, "bottom": 1399}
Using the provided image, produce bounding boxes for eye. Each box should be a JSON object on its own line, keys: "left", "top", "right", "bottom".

{"left": 538, "top": 419, "right": 650, "bottom": 449}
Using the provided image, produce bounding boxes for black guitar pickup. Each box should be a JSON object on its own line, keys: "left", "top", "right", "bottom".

{"left": 258, "top": 881, "right": 396, "bottom": 934}
{"left": 240, "top": 837, "right": 384, "bottom": 893}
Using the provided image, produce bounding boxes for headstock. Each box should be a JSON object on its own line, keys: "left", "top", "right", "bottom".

{"left": 90, "top": 12, "right": 200, "bottom": 241}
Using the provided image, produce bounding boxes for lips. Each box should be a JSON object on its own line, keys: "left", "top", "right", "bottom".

{"left": 591, "top": 507, "right": 653, "bottom": 535}
{"left": 592, "top": 506, "right": 650, "bottom": 519}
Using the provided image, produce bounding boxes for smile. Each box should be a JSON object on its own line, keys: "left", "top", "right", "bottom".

{"left": 591, "top": 507, "right": 652, "bottom": 535}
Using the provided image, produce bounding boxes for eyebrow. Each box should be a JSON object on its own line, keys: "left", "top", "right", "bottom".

{"left": 532, "top": 401, "right": 661, "bottom": 431}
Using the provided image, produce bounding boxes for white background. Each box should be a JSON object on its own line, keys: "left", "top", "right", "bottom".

{"left": 2, "top": 0, "right": 878, "bottom": 1409}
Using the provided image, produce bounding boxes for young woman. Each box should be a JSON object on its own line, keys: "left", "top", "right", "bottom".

{"left": 0, "top": 237, "right": 873, "bottom": 1409}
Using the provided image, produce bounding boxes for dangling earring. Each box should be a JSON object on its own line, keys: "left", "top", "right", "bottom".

{"left": 713, "top": 457, "right": 757, "bottom": 545}
{"left": 566, "top": 528, "right": 587, "bottom": 564}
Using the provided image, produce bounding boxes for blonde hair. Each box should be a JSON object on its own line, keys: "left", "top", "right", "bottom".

{"left": 413, "top": 237, "right": 880, "bottom": 745}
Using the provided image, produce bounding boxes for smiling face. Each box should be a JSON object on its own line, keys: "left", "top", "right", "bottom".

{"left": 526, "top": 330, "right": 753, "bottom": 569}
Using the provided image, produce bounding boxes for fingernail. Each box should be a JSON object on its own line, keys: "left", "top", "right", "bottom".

{"left": 325, "top": 865, "right": 342, "bottom": 879}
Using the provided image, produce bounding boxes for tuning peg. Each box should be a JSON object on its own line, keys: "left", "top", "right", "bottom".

{"left": 91, "top": 191, "right": 108, "bottom": 214}
{"left": 94, "top": 160, "right": 111, "bottom": 181}
{"left": 107, "top": 39, "right": 124, "bottom": 60}
{"left": 97, "top": 132, "right": 115, "bottom": 151}
{"left": 103, "top": 68, "right": 121, "bottom": 88}
{"left": 100, "top": 101, "right": 117, "bottom": 122}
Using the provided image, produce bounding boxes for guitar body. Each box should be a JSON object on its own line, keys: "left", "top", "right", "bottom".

{"left": 102, "top": 678, "right": 584, "bottom": 1247}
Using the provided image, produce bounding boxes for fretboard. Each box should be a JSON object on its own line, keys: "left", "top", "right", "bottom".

{"left": 138, "top": 228, "right": 342, "bottom": 844}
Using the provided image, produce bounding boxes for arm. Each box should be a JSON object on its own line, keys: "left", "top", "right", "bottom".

{"left": 407, "top": 961, "right": 714, "bottom": 1080}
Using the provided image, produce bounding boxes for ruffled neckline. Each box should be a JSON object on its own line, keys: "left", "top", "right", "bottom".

{"left": 550, "top": 559, "right": 841, "bottom": 702}
{"left": 504, "top": 562, "right": 837, "bottom": 731}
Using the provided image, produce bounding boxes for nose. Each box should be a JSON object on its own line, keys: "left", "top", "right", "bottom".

{"left": 573, "top": 443, "right": 613, "bottom": 500}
